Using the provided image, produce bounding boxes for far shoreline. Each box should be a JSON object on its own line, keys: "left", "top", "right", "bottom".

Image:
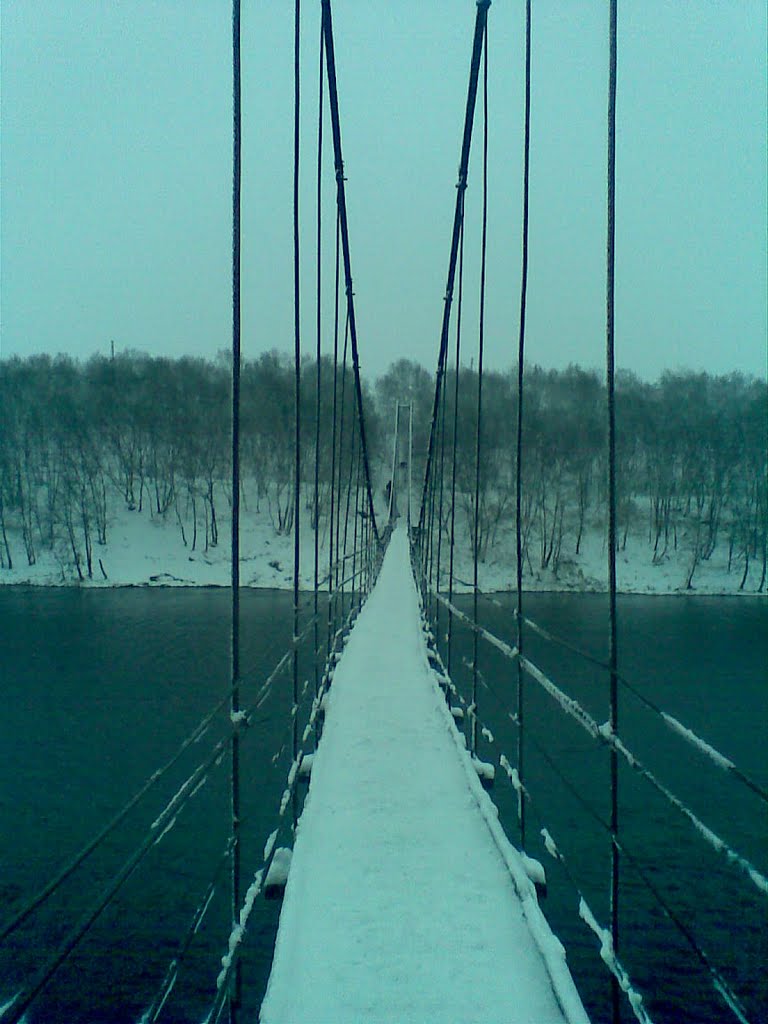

{"left": 2, "top": 578, "right": 763, "bottom": 598}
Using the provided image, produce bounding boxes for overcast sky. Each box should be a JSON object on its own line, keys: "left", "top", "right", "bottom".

{"left": 2, "top": 1, "right": 766, "bottom": 382}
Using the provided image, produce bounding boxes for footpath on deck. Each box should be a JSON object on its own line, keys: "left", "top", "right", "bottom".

{"left": 259, "top": 527, "right": 589, "bottom": 1024}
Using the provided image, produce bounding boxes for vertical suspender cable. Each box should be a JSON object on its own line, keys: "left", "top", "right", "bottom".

{"left": 606, "top": 1, "right": 620, "bottom": 1020}
{"left": 471, "top": 19, "right": 489, "bottom": 760}
{"left": 432, "top": 395, "right": 443, "bottom": 593}
{"left": 321, "top": 0, "right": 380, "bottom": 546}
{"left": 435, "top": 353, "right": 448, "bottom": 643}
{"left": 335, "top": 315, "right": 350, "bottom": 591}
{"left": 341, "top": 402, "right": 356, "bottom": 610}
{"left": 425, "top": 447, "right": 432, "bottom": 586}
{"left": 292, "top": 0, "right": 301, "bottom": 830}
{"left": 515, "top": 0, "right": 532, "bottom": 851}
{"left": 327, "top": 213, "right": 340, "bottom": 650}
{"left": 365, "top": 464, "right": 372, "bottom": 592}
{"left": 314, "top": 25, "right": 324, "bottom": 701}
{"left": 229, "top": 1, "right": 242, "bottom": 1018}
{"left": 407, "top": 401, "right": 413, "bottom": 532}
{"left": 447, "top": 217, "right": 464, "bottom": 677}
{"left": 388, "top": 403, "right": 400, "bottom": 522}
{"left": 426, "top": 423, "right": 437, "bottom": 591}
{"left": 434, "top": 400, "right": 443, "bottom": 592}
{"left": 419, "top": 0, "right": 491, "bottom": 536}
{"left": 351, "top": 433, "right": 362, "bottom": 606}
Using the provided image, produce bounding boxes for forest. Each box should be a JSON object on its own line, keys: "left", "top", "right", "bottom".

{"left": 0, "top": 352, "right": 765, "bottom": 590}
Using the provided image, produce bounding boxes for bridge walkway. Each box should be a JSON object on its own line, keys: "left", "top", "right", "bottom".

{"left": 260, "top": 527, "right": 589, "bottom": 1024}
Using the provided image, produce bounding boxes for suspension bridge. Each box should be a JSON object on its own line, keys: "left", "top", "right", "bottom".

{"left": 1, "top": 2, "right": 765, "bottom": 1023}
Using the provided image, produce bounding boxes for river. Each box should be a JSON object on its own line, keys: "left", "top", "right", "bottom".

{"left": 0, "top": 588, "right": 765, "bottom": 1023}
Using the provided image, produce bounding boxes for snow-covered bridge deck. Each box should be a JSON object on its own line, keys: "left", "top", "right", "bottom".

{"left": 260, "top": 527, "right": 588, "bottom": 1024}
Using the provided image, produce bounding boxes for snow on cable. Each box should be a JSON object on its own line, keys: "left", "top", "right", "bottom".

{"left": 518, "top": 658, "right": 768, "bottom": 897}
{"left": 578, "top": 897, "right": 655, "bottom": 1024}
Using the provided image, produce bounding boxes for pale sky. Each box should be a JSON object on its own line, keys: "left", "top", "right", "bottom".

{"left": 2, "top": 1, "right": 766, "bottom": 381}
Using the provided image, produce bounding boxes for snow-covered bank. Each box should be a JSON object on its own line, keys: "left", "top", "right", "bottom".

{"left": 0, "top": 498, "right": 326, "bottom": 590}
{"left": 445, "top": 517, "right": 766, "bottom": 596}
{"left": 1, "top": 497, "right": 764, "bottom": 595}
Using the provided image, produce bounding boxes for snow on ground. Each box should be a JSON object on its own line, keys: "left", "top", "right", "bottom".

{"left": 259, "top": 527, "right": 589, "bottom": 1024}
{"left": 0, "top": 494, "right": 763, "bottom": 595}
{"left": 444, "top": 512, "right": 765, "bottom": 597}
{"left": 0, "top": 495, "right": 331, "bottom": 590}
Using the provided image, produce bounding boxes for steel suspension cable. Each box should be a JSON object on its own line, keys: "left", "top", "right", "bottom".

{"left": 424, "top": 606, "right": 753, "bottom": 1021}
{"left": 3, "top": 732, "right": 235, "bottom": 1024}
{"left": 431, "top": 589, "right": 768, "bottom": 896}
{"left": 314, "top": 21, "right": 324, "bottom": 703}
{"left": 430, "top": 394, "right": 444, "bottom": 592}
{"left": 334, "top": 312, "right": 350, "bottom": 592}
{"left": 142, "top": 837, "right": 235, "bottom": 1024}
{"left": 327, "top": 214, "right": 340, "bottom": 650}
{"left": 461, "top": 587, "right": 767, "bottom": 803}
{"left": 482, "top": 679, "right": 750, "bottom": 1023}
{"left": 606, "top": 3, "right": 620, "bottom": 1019}
{"left": 515, "top": 0, "right": 532, "bottom": 851}
{"left": 523, "top": 729, "right": 753, "bottom": 1024}
{"left": 514, "top": 606, "right": 768, "bottom": 802}
{"left": 419, "top": 0, "right": 491, "bottom": 535}
{"left": 0, "top": 694, "right": 228, "bottom": 944}
{"left": 407, "top": 401, "right": 413, "bottom": 531}
{"left": 425, "top": 405, "right": 439, "bottom": 593}
{"left": 470, "top": 19, "right": 489, "bottom": 759}
{"left": 320, "top": 0, "right": 380, "bottom": 546}
{"left": 291, "top": 0, "right": 302, "bottom": 838}
{"left": 352, "top": 430, "right": 363, "bottom": 611}
{"left": 435, "top": 348, "right": 449, "bottom": 640}
{"left": 387, "top": 403, "right": 400, "bottom": 523}
{"left": 341, "top": 414, "right": 357, "bottom": 613}
{"left": 0, "top": 607, "right": 325, "bottom": 948}
{"left": 446, "top": 216, "right": 465, "bottom": 677}
{"left": 2, "top": 609, "right": 329, "bottom": 1020}
{"left": 229, "top": 1, "right": 242, "bottom": 1016}
{"left": 434, "top": 391, "right": 446, "bottom": 590}
{"left": 204, "top": 605, "right": 359, "bottom": 1024}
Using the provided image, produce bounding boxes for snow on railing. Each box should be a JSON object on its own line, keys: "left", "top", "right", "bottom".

{"left": 435, "top": 592, "right": 519, "bottom": 662}
{"left": 200, "top": 602, "right": 359, "bottom": 1024}
{"left": 500, "top": 754, "right": 528, "bottom": 803}
{"left": 0, "top": 609, "right": 322, "bottom": 952}
{"left": 424, "top": 601, "right": 761, "bottom": 1023}
{"left": 515, "top": 655, "right": 768, "bottom": 898}
{"left": 661, "top": 713, "right": 735, "bottom": 770}
{"left": 599, "top": 724, "right": 768, "bottom": 897}
{"left": 431, "top": 661, "right": 590, "bottom": 1024}
{"left": 578, "top": 898, "right": 655, "bottom": 1024}
{"left": 513, "top": 605, "right": 767, "bottom": 805}
{"left": 497, "top": 722, "right": 752, "bottom": 1024}
{"left": 427, "top": 600, "right": 768, "bottom": 897}
{"left": 463, "top": 590, "right": 767, "bottom": 806}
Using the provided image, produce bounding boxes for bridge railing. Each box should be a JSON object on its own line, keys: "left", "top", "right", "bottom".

{"left": 0, "top": 0, "right": 396, "bottom": 1013}
{"left": 409, "top": 0, "right": 764, "bottom": 1018}
{"left": 410, "top": 549, "right": 765, "bottom": 1023}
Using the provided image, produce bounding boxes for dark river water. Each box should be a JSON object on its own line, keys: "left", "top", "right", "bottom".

{"left": 0, "top": 587, "right": 765, "bottom": 1024}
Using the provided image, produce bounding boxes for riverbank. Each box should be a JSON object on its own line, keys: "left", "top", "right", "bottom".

{"left": 1, "top": 500, "right": 764, "bottom": 595}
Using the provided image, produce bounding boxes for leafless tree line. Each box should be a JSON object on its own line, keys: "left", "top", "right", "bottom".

{"left": 377, "top": 359, "right": 767, "bottom": 591}
{"left": 0, "top": 351, "right": 371, "bottom": 579}
{"left": 1, "top": 353, "right": 765, "bottom": 590}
